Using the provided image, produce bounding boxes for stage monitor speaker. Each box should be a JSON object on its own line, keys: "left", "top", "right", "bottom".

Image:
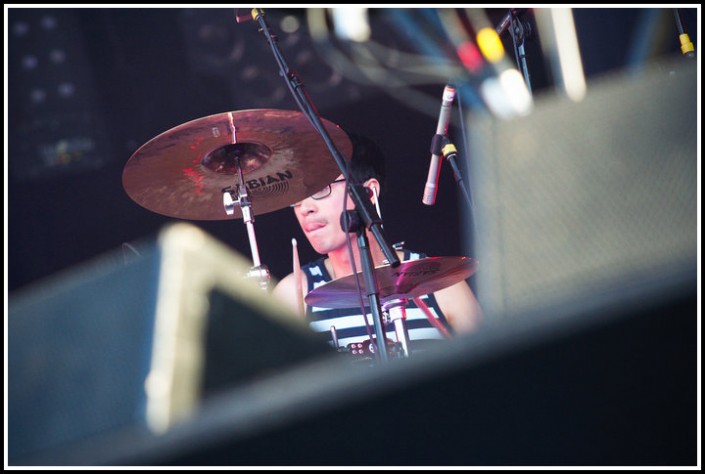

{"left": 464, "top": 56, "right": 697, "bottom": 324}
{"left": 18, "top": 262, "right": 693, "bottom": 466}
{"left": 104, "top": 285, "right": 695, "bottom": 466}
{"left": 7, "top": 223, "right": 335, "bottom": 465}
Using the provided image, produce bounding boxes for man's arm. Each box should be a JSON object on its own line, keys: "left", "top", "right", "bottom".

{"left": 272, "top": 272, "right": 307, "bottom": 320}
{"left": 433, "top": 280, "right": 483, "bottom": 334}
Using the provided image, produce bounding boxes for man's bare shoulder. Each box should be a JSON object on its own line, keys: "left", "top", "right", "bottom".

{"left": 273, "top": 272, "right": 296, "bottom": 294}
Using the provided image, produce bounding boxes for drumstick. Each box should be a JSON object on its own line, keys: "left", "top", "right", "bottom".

{"left": 292, "top": 238, "right": 305, "bottom": 317}
{"left": 412, "top": 296, "right": 451, "bottom": 339}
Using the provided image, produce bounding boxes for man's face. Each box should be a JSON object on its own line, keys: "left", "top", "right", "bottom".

{"left": 293, "top": 175, "right": 353, "bottom": 255}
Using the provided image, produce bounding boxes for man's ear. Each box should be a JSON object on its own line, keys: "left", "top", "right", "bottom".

{"left": 364, "top": 178, "right": 380, "bottom": 200}
{"left": 364, "top": 179, "right": 382, "bottom": 219}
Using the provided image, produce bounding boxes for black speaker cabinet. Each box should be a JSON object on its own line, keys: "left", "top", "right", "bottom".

{"left": 465, "top": 57, "right": 697, "bottom": 324}
{"left": 8, "top": 223, "right": 335, "bottom": 465}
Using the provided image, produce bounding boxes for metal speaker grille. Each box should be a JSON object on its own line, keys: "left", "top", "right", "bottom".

{"left": 466, "top": 58, "right": 697, "bottom": 321}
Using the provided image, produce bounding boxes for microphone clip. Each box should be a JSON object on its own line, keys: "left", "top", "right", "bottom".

{"left": 440, "top": 136, "right": 458, "bottom": 161}
{"left": 235, "top": 8, "right": 264, "bottom": 24}
{"left": 430, "top": 133, "right": 445, "bottom": 157}
{"left": 496, "top": 8, "right": 532, "bottom": 46}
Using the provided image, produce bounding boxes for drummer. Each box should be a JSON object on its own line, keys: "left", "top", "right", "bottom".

{"left": 272, "top": 132, "right": 482, "bottom": 350}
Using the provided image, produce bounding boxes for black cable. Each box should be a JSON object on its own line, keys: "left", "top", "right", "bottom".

{"left": 672, "top": 8, "right": 695, "bottom": 58}
{"left": 673, "top": 8, "right": 685, "bottom": 34}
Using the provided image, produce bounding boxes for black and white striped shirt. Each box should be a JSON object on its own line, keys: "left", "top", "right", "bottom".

{"left": 302, "top": 249, "right": 453, "bottom": 349}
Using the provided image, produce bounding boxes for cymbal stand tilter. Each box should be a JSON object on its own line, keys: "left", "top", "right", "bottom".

{"left": 223, "top": 156, "right": 270, "bottom": 291}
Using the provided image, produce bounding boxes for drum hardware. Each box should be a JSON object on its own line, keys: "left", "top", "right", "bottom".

{"left": 330, "top": 326, "right": 340, "bottom": 350}
{"left": 222, "top": 153, "right": 268, "bottom": 289}
{"left": 330, "top": 325, "right": 402, "bottom": 360}
{"left": 383, "top": 298, "right": 411, "bottom": 358}
{"left": 347, "top": 337, "right": 402, "bottom": 359}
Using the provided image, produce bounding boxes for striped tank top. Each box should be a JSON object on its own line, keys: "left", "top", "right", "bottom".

{"left": 302, "top": 249, "right": 453, "bottom": 351}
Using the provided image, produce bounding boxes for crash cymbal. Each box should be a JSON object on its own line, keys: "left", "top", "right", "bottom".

{"left": 305, "top": 256, "right": 478, "bottom": 309}
{"left": 122, "top": 109, "right": 352, "bottom": 220}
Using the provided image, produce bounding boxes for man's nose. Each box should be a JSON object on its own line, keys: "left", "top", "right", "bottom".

{"left": 297, "top": 198, "right": 317, "bottom": 214}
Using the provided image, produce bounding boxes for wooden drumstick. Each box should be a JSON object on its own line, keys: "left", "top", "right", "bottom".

{"left": 412, "top": 296, "right": 451, "bottom": 339}
{"left": 292, "top": 238, "right": 305, "bottom": 318}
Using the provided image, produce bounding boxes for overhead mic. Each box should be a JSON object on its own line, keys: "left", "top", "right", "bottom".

{"left": 422, "top": 84, "right": 456, "bottom": 206}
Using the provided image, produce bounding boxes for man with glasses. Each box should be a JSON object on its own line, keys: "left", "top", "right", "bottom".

{"left": 273, "top": 132, "right": 482, "bottom": 355}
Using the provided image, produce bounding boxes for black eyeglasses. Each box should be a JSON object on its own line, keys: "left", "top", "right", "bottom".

{"left": 290, "top": 178, "right": 346, "bottom": 207}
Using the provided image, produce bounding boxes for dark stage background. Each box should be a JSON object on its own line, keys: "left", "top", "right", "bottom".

{"left": 7, "top": 7, "right": 698, "bottom": 293}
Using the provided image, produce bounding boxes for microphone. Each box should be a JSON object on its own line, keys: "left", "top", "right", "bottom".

{"left": 423, "top": 84, "right": 456, "bottom": 206}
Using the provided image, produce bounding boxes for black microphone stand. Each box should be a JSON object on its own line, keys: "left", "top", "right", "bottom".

{"left": 497, "top": 8, "right": 533, "bottom": 93}
{"left": 242, "top": 9, "right": 400, "bottom": 363}
{"left": 440, "top": 136, "right": 473, "bottom": 210}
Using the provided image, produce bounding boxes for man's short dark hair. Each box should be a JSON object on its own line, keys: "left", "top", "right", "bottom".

{"left": 345, "top": 131, "right": 387, "bottom": 189}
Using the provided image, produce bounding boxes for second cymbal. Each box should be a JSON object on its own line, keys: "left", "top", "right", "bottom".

{"left": 305, "top": 256, "right": 478, "bottom": 309}
{"left": 122, "top": 109, "right": 352, "bottom": 220}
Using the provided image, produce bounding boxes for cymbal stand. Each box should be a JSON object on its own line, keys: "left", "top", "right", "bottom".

{"left": 382, "top": 298, "right": 411, "bottom": 358}
{"left": 223, "top": 156, "right": 270, "bottom": 291}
